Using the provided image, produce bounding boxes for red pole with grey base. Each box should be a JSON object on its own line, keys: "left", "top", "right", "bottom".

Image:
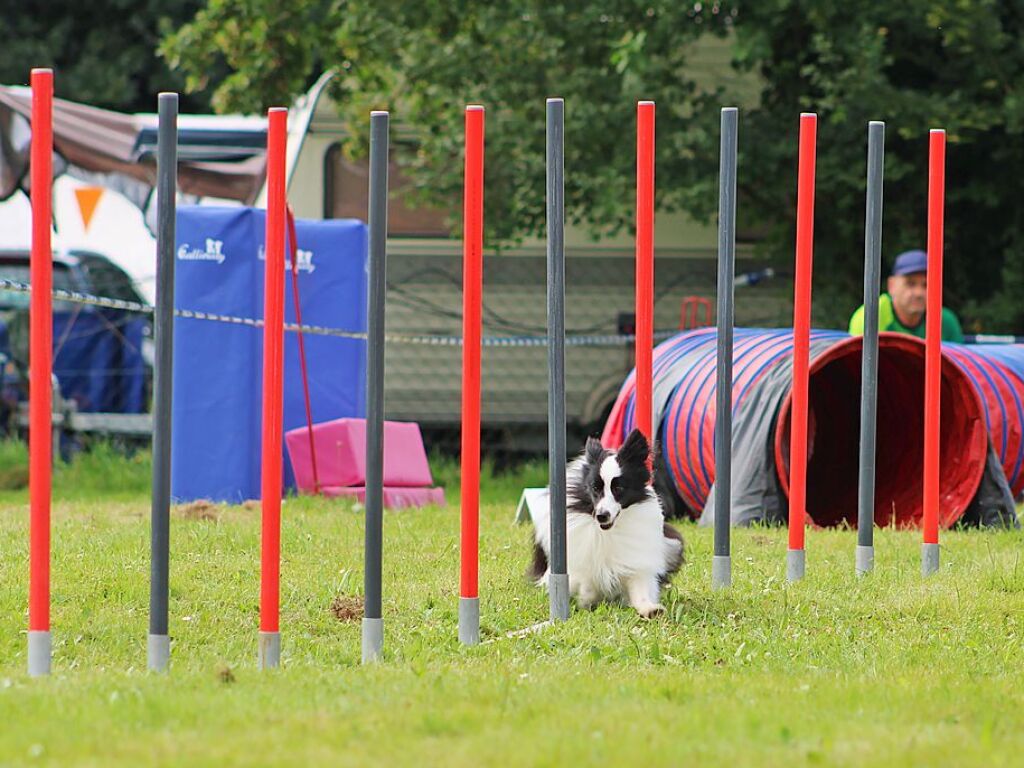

{"left": 922, "top": 129, "right": 945, "bottom": 576}
{"left": 459, "top": 105, "right": 485, "bottom": 645}
{"left": 28, "top": 67, "right": 54, "bottom": 678}
{"left": 259, "top": 107, "right": 288, "bottom": 669}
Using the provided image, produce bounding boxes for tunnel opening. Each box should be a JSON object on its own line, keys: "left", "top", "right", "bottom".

{"left": 775, "top": 334, "right": 987, "bottom": 529}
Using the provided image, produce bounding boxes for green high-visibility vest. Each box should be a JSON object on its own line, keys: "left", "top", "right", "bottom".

{"left": 848, "top": 293, "right": 963, "bottom": 342}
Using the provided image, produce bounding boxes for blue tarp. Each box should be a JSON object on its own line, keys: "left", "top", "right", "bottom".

{"left": 171, "top": 206, "right": 368, "bottom": 502}
{"left": 53, "top": 309, "right": 147, "bottom": 413}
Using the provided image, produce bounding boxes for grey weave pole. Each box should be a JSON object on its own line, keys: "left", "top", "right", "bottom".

{"left": 148, "top": 93, "right": 177, "bottom": 672}
{"left": 363, "top": 111, "right": 388, "bottom": 663}
{"left": 546, "top": 98, "right": 569, "bottom": 622}
{"left": 857, "top": 121, "right": 885, "bottom": 576}
{"left": 712, "top": 107, "right": 738, "bottom": 590}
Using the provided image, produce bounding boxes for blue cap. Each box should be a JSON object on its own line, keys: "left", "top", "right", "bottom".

{"left": 892, "top": 249, "right": 927, "bottom": 276}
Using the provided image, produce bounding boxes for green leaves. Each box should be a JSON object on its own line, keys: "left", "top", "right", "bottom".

{"left": 156, "top": 0, "right": 1024, "bottom": 330}
{"left": 163, "top": 1, "right": 736, "bottom": 245}
{"left": 0, "top": 1, "right": 216, "bottom": 113}
{"left": 724, "top": 0, "right": 1024, "bottom": 329}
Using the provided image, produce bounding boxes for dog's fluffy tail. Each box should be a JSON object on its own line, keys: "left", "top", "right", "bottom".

{"left": 526, "top": 542, "right": 548, "bottom": 583}
{"left": 660, "top": 522, "right": 685, "bottom": 585}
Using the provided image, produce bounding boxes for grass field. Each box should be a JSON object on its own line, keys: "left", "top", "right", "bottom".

{"left": 1, "top": 444, "right": 1023, "bottom": 766}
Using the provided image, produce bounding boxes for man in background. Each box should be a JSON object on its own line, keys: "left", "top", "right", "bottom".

{"left": 848, "top": 249, "right": 964, "bottom": 342}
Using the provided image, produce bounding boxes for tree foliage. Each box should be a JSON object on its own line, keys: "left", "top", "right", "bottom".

{"left": 163, "top": 0, "right": 1024, "bottom": 330}
{"left": 163, "top": 1, "right": 733, "bottom": 245}
{"left": 0, "top": 0, "right": 215, "bottom": 113}
{"left": 733, "top": 0, "right": 1024, "bottom": 330}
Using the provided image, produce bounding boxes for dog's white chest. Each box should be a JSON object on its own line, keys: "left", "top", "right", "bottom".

{"left": 565, "top": 499, "right": 666, "bottom": 597}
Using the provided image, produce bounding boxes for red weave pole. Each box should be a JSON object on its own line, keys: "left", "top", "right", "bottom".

{"left": 286, "top": 206, "right": 320, "bottom": 494}
{"left": 923, "top": 130, "right": 945, "bottom": 545}
{"left": 788, "top": 113, "right": 817, "bottom": 552}
{"left": 460, "top": 105, "right": 484, "bottom": 600}
{"left": 29, "top": 68, "right": 53, "bottom": 635}
{"left": 260, "top": 107, "right": 287, "bottom": 634}
{"left": 636, "top": 101, "right": 655, "bottom": 452}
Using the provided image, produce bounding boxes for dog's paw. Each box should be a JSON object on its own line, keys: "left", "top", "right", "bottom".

{"left": 635, "top": 602, "right": 665, "bottom": 619}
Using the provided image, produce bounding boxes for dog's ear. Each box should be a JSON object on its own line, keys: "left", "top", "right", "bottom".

{"left": 584, "top": 436, "right": 605, "bottom": 466}
{"left": 618, "top": 428, "right": 651, "bottom": 472}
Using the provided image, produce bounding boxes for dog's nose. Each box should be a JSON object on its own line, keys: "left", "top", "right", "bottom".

{"left": 596, "top": 512, "right": 611, "bottom": 524}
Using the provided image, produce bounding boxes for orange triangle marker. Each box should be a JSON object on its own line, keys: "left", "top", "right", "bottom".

{"left": 74, "top": 186, "right": 104, "bottom": 232}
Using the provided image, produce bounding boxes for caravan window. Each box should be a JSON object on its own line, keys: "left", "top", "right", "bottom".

{"left": 323, "top": 143, "right": 452, "bottom": 237}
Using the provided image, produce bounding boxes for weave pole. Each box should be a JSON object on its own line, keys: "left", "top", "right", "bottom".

{"left": 148, "top": 93, "right": 178, "bottom": 671}
{"left": 635, "top": 101, "right": 655, "bottom": 445}
{"left": 28, "top": 67, "right": 53, "bottom": 677}
{"left": 459, "top": 105, "right": 485, "bottom": 645}
{"left": 258, "top": 106, "right": 287, "bottom": 669}
{"left": 787, "top": 112, "right": 817, "bottom": 583}
{"left": 712, "top": 107, "right": 738, "bottom": 590}
{"left": 363, "top": 111, "right": 389, "bottom": 662}
{"left": 922, "top": 129, "right": 945, "bottom": 576}
{"left": 856, "top": 121, "right": 884, "bottom": 576}
{"left": 546, "top": 98, "right": 569, "bottom": 622}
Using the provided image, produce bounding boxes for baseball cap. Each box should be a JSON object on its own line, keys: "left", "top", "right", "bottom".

{"left": 892, "top": 249, "right": 927, "bottom": 276}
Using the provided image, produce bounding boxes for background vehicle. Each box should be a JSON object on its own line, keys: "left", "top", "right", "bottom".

{"left": 0, "top": 248, "right": 151, "bottom": 439}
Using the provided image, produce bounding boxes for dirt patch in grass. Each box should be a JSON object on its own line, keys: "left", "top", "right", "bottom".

{"left": 331, "top": 595, "right": 364, "bottom": 622}
{"left": 175, "top": 500, "right": 220, "bottom": 521}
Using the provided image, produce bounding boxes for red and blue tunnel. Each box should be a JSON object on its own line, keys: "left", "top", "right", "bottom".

{"left": 602, "top": 328, "right": 1024, "bottom": 529}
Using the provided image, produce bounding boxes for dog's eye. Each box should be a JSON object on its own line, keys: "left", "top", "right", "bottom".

{"left": 610, "top": 478, "right": 621, "bottom": 497}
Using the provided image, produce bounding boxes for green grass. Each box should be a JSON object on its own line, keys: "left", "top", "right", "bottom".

{"left": 0, "top": 439, "right": 152, "bottom": 502}
{"left": 1, "top": 448, "right": 1024, "bottom": 766}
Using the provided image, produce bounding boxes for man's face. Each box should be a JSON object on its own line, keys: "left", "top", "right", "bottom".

{"left": 888, "top": 272, "right": 927, "bottom": 319}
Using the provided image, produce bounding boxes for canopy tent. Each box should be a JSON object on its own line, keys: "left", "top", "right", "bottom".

{"left": 0, "top": 84, "right": 268, "bottom": 232}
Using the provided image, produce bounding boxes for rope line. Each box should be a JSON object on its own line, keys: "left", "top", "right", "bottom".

{"left": 0, "top": 277, "right": 680, "bottom": 348}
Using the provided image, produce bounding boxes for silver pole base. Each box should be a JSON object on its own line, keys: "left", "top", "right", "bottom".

{"left": 27, "top": 630, "right": 51, "bottom": 677}
{"left": 549, "top": 572, "right": 570, "bottom": 622}
{"left": 856, "top": 545, "right": 874, "bottom": 576}
{"left": 258, "top": 631, "right": 280, "bottom": 669}
{"left": 458, "top": 597, "right": 480, "bottom": 645}
{"left": 362, "top": 618, "right": 383, "bottom": 663}
{"left": 787, "top": 548, "right": 806, "bottom": 582}
{"left": 922, "top": 542, "right": 940, "bottom": 576}
{"left": 711, "top": 555, "right": 731, "bottom": 589}
{"left": 148, "top": 634, "right": 170, "bottom": 672}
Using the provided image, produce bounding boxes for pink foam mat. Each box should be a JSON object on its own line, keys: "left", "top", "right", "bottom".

{"left": 285, "top": 417, "right": 435, "bottom": 491}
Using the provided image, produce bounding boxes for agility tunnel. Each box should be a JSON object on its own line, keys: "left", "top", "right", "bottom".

{"left": 602, "top": 328, "right": 1023, "bottom": 529}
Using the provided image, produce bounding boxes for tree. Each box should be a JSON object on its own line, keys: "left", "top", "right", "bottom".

{"left": 162, "top": 1, "right": 734, "bottom": 241}
{"left": 163, "top": 0, "right": 1024, "bottom": 331}
{"left": 0, "top": 0, "right": 216, "bottom": 113}
{"left": 731, "top": 0, "right": 1024, "bottom": 331}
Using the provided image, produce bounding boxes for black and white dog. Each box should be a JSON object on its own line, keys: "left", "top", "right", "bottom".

{"left": 528, "top": 429, "right": 684, "bottom": 618}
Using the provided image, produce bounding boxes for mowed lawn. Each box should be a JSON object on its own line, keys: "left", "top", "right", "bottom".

{"left": 0, "top": 446, "right": 1023, "bottom": 766}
